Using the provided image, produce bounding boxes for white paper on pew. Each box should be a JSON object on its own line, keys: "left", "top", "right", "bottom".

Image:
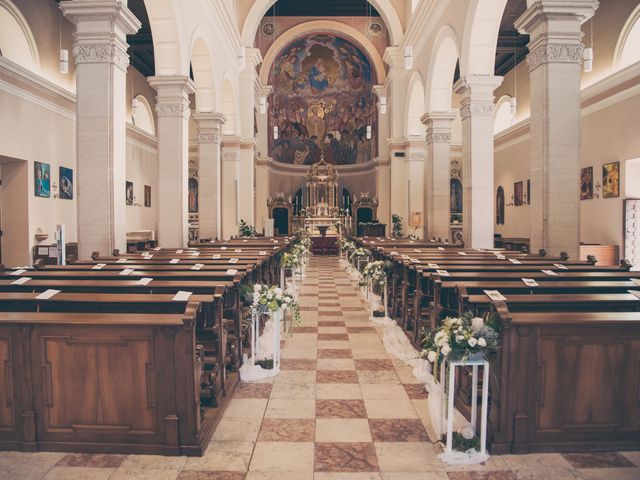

{"left": 212, "top": 254, "right": 221, "bottom": 259}
{"left": 414, "top": 249, "right": 422, "bottom": 252}
{"left": 191, "top": 264, "right": 204, "bottom": 271}
{"left": 457, "top": 251, "right": 467, "bottom": 256}
{"left": 142, "top": 254, "right": 153, "bottom": 259}
{"left": 554, "top": 263, "right": 569, "bottom": 270}
{"left": 191, "top": 251, "right": 200, "bottom": 256}
{"left": 409, "top": 240, "right": 415, "bottom": 243}
{"left": 221, "top": 246, "right": 228, "bottom": 250}
{"left": 436, "top": 270, "right": 450, "bottom": 276}
{"left": 411, "top": 258, "right": 421, "bottom": 263}
{"left": 474, "top": 248, "right": 484, "bottom": 252}
{"left": 11, "top": 277, "right": 31, "bottom": 285}
{"left": 116, "top": 258, "right": 128, "bottom": 264}
{"left": 632, "top": 278, "right": 640, "bottom": 286}
{"left": 496, "top": 255, "right": 506, "bottom": 260}
{"left": 170, "top": 258, "right": 180, "bottom": 264}
{"left": 235, "top": 249, "right": 242, "bottom": 252}
{"left": 541, "top": 269, "right": 558, "bottom": 276}
{"left": 628, "top": 290, "right": 640, "bottom": 299}
{"left": 437, "top": 247, "right": 445, "bottom": 251}
{"left": 172, "top": 291, "right": 192, "bottom": 301}
{"left": 428, "top": 263, "right": 439, "bottom": 269}
{"left": 260, "top": 251, "right": 267, "bottom": 256}
{"left": 430, "top": 239, "right": 436, "bottom": 242}
{"left": 226, "top": 269, "right": 238, "bottom": 275}
{"left": 242, "top": 239, "right": 248, "bottom": 243}
{"left": 509, "top": 258, "right": 521, "bottom": 264}
{"left": 484, "top": 290, "right": 507, "bottom": 301}
{"left": 36, "top": 289, "right": 60, "bottom": 300}
{"left": 176, "top": 249, "right": 183, "bottom": 254}
{"left": 390, "top": 252, "right": 398, "bottom": 256}
{"left": 273, "top": 246, "right": 279, "bottom": 249}
{"left": 92, "top": 264, "right": 106, "bottom": 270}
{"left": 522, "top": 278, "right": 539, "bottom": 287}
{"left": 229, "top": 258, "right": 239, "bottom": 264}
{"left": 154, "top": 247, "right": 161, "bottom": 250}
{"left": 119, "top": 268, "right": 135, "bottom": 276}
{"left": 273, "top": 240, "right": 279, "bottom": 243}
{"left": 10, "top": 269, "right": 27, "bottom": 276}
{"left": 136, "top": 277, "right": 153, "bottom": 286}
{"left": 401, "top": 255, "right": 410, "bottom": 259}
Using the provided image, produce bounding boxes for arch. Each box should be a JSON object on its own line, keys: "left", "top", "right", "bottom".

{"left": 220, "top": 75, "right": 238, "bottom": 135}
{"left": 190, "top": 32, "right": 215, "bottom": 112}
{"left": 493, "top": 95, "right": 514, "bottom": 135}
{"left": 425, "top": 25, "right": 459, "bottom": 112}
{"left": 406, "top": 71, "right": 426, "bottom": 137}
{"left": 259, "top": 20, "right": 386, "bottom": 85}
{"left": 614, "top": 3, "right": 640, "bottom": 70}
{"left": 460, "top": 0, "right": 508, "bottom": 77}
{"left": 132, "top": 94, "right": 155, "bottom": 135}
{"left": 242, "top": 0, "right": 403, "bottom": 47}
{"left": 0, "top": 0, "right": 39, "bottom": 71}
{"left": 143, "top": 0, "right": 185, "bottom": 75}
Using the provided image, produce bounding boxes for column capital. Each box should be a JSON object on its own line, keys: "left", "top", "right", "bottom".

{"left": 60, "top": 0, "right": 141, "bottom": 72}
{"left": 241, "top": 47, "right": 263, "bottom": 71}
{"left": 148, "top": 75, "right": 195, "bottom": 118}
{"left": 422, "top": 112, "right": 456, "bottom": 145}
{"left": 372, "top": 84, "right": 387, "bottom": 97}
{"left": 383, "top": 46, "right": 405, "bottom": 69}
{"left": 454, "top": 75, "right": 503, "bottom": 120}
{"left": 193, "top": 112, "right": 226, "bottom": 145}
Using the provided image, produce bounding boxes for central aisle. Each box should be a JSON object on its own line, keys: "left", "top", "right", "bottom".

{"left": 199, "top": 255, "right": 443, "bottom": 479}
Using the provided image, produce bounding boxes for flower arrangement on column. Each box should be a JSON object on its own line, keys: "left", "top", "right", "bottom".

{"left": 420, "top": 313, "right": 500, "bottom": 463}
{"left": 281, "top": 252, "right": 302, "bottom": 296}
{"left": 338, "top": 238, "right": 355, "bottom": 265}
{"left": 360, "top": 260, "right": 390, "bottom": 318}
{"left": 247, "top": 284, "right": 300, "bottom": 377}
{"left": 349, "top": 247, "right": 371, "bottom": 281}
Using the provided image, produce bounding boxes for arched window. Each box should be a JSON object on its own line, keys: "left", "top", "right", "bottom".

{"left": 496, "top": 186, "right": 505, "bottom": 225}
{"left": 615, "top": 4, "right": 640, "bottom": 70}
{"left": 494, "top": 96, "right": 515, "bottom": 135}
{"left": 0, "top": 0, "right": 39, "bottom": 72}
{"left": 132, "top": 95, "right": 155, "bottom": 136}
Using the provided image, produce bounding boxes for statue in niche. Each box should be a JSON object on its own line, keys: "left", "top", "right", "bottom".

{"left": 188, "top": 178, "right": 199, "bottom": 213}
{"left": 450, "top": 178, "right": 462, "bottom": 213}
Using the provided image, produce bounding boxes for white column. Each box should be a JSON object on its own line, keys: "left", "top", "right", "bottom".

{"left": 193, "top": 112, "right": 225, "bottom": 241}
{"left": 373, "top": 84, "right": 391, "bottom": 227}
{"left": 516, "top": 0, "right": 598, "bottom": 258}
{"left": 148, "top": 76, "right": 195, "bottom": 247}
{"left": 221, "top": 136, "right": 241, "bottom": 239}
{"left": 454, "top": 76, "right": 502, "bottom": 249}
{"left": 422, "top": 112, "right": 456, "bottom": 241}
{"left": 406, "top": 138, "right": 426, "bottom": 238}
{"left": 239, "top": 139, "right": 257, "bottom": 227}
{"left": 255, "top": 86, "right": 272, "bottom": 234}
{"left": 60, "top": 0, "right": 140, "bottom": 259}
{"left": 389, "top": 139, "right": 408, "bottom": 228}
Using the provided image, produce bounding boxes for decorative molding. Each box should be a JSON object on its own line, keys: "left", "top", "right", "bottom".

{"left": 73, "top": 44, "right": 129, "bottom": 71}
{"left": 526, "top": 43, "right": 583, "bottom": 71}
{"left": 197, "top": 132, "right": 222, "bottom": 145}
{"left": 426, "top": 132, "right": 452, "bottom": 144}
{"left": 155, "top": 102, "right": 189, "bottom": 118}
{"left": 460, "top": 102, "right": 494, "bottom": 120}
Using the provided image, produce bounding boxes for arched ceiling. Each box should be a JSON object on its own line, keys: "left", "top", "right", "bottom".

{"left": 265, "top": 0, "right": 381, "bottom": 17}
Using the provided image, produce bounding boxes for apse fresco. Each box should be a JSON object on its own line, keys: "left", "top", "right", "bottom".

{"left": 269, "top": 34, "right": 376, "bottom": 165}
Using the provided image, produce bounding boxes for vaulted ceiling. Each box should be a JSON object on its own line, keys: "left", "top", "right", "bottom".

{"left": 265, "top": 0, "right": 380, "bottom": 17}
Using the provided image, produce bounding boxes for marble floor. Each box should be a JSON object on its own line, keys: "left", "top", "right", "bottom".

{"left": 2, "top": 256, "right": 640, "bottom": 479}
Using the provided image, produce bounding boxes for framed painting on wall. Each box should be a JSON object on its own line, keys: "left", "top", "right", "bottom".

{"left": 603, "top": 161, "right": 620, "bottom": 198}
{"left": 59, "top": 167, "right": 73, "bottom": 200}
{"left": 144, "top": 185, "right": 151, "bottom": 207}
{"left": 514, "top": 181, "right": 523, "bottom": 206}
{"left": 34, "top": 161, "right": 50, "bottom": 198}
{"left": 126, "top": 181, "right": 134, "bottom": 206}
{"left": 580, "top": 166, "right": 593, "bottom": 200}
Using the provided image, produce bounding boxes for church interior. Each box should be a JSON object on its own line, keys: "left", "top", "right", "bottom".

{"left": 1, "top": 0, "right": 640, "bottom": 478}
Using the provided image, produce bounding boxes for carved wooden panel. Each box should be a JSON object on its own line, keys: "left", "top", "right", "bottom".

{"left": 537, "top": 334, "right": 639, "bottom": 432}
{"left": 40, "top": 334, "right": 156, "bottom": 434}
{"left": 0, "top": 336, "right": 14, "bottom": 431}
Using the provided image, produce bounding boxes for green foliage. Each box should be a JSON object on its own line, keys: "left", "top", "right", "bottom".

{"left": 238, "top": 219, "right": 257, "bottom": 237}
{"left": 391, "top": 214, "right": 403, "bottom": 237}
{"left": 441, "top": 432, "right": 481, "bottom": 452}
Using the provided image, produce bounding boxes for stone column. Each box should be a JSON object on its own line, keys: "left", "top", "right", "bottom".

{"left": 60, "top": 0, "right": 140, "bottom": 259}
{"left": 406, "top": 138, "right": 426, "bottom": 238}
{"left": 389, "top": 139, "right": 408, "bottom": 229}
{"left": 422, "top": 112, "right": 455, "bottom": 241}
{"left": 148, "top": 76, "right": 195, "bottom": 247}
{"left": 255, "top": 85, "right": 272, "bottom": 233}
{"left": 193, "top": 112, "right": 225, "bottom": 241}
{"left": 454, "top": 75, "right": 502, "bottom": 249}
{"left": 238, "top": 139, "right": 257, "bottom": 228}
{"left": 221, "top": 136, "right": 241, "bottom": 239}
{"left": 373, "top": 84, "right": 391, "bottom": 227}
{"left": 516, "top": 0, "right": 598, "bottom": 258}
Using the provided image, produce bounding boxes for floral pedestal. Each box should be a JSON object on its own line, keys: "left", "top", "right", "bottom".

{"left": 240, "top": 308, "right": 283, "bottom": 382}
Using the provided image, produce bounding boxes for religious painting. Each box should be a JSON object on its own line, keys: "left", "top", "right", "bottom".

{"left": 34, "top": 161, "right": 50, "bottom": 198}
{"left": 514, "top": 181, "right": 524, "bottom": 206}
{"left": 189, "top": 178, "right": 199, "bottom": 213}
{"left": 580, "top": 166, "right": 593, "bottom": 200}
{"left": 496, "top": 186, "right": 505, "bottom": 225}
{"left": 59, "top": 166, "right": 73, "bottom": 200}
{"left": 144, "top": 185, "right": 151, "bottom": 208}
{"left": 269, "top": 34, "right": 376, "bottom": 165}
{"left": 126, "top": 181, "right": 133, "bottom": 206}
{"left": 450, "top": 179, "right": 462, "bottom": 214}
{"left": 603, "top": 161, "right": 620, "bottom": 198}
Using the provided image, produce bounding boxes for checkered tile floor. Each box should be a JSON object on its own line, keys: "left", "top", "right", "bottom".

{"left": 2, "top": 257, "right": 639, "bottom": 479}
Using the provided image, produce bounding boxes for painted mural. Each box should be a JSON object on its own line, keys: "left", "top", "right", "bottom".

{"left": 269, "top": 34, "right": 376, "bottom": 165}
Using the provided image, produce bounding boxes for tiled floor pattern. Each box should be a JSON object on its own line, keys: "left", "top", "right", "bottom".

{"left": 2, "top": 256, "right": 640, "bottom": 479}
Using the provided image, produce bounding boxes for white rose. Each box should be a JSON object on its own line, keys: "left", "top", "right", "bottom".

{"left": 253, "top": 284, "right": 261, "bottom": 293}
{"left": 253, "top": 292, "right": 260, "bottom": 303}
{"left": 441, "top": 344, "right": 452, "bottom": 356}
{"left": 455, "top": 335, "right": 465, "bottom": 343}
{"left": 471, "top": 317, "right": 484, "bottom": 332}
{"left": 468, "top": 337, "right": 478, "bottom": 347}
{"left": 276, "top": 292, "right": 283, "bottom": 300}
{"left": 275, "top": 287, "right": 283, "bottom": 295}
{"left": 283, "top": 297, "right": 291, "bottom": 304}
{"left": 427, "top": 350, "right": 437, "bottom": 363}
{"left": 266, "top": 293, "right": 273, "bottom": 300}
{"left": 478, "top": 337, "right": 487, "bottom": 348}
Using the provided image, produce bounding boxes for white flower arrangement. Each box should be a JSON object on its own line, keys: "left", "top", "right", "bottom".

{"left": 420, "top": 313, "right": 499, "bottom": 380}
{"left": 361, "top": 260, "right": 387, "bottom": 287}
{"left": 281, "top": 252, "right": 301, "bottom": 269}
{"left": 338, "top": 238, "right": 356, "bottom": 253}
{"left": 252, "top": 283, "right": 300, "bottom": 326}
{"left": 351, "top": 247, "right": 370, "bottom": 259}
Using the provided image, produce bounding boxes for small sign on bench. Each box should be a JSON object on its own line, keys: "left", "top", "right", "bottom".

{"left": 522, "top": 278, "right": 539, "bottom": 287}
{"left": 172, "top": 291, "right": 192, "bottom": 301}
{"left": 36, "top": 289, "right": 60, "bottom": 300}
{"left": 484, "top": 290, "right": 507, "bottom": 301}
